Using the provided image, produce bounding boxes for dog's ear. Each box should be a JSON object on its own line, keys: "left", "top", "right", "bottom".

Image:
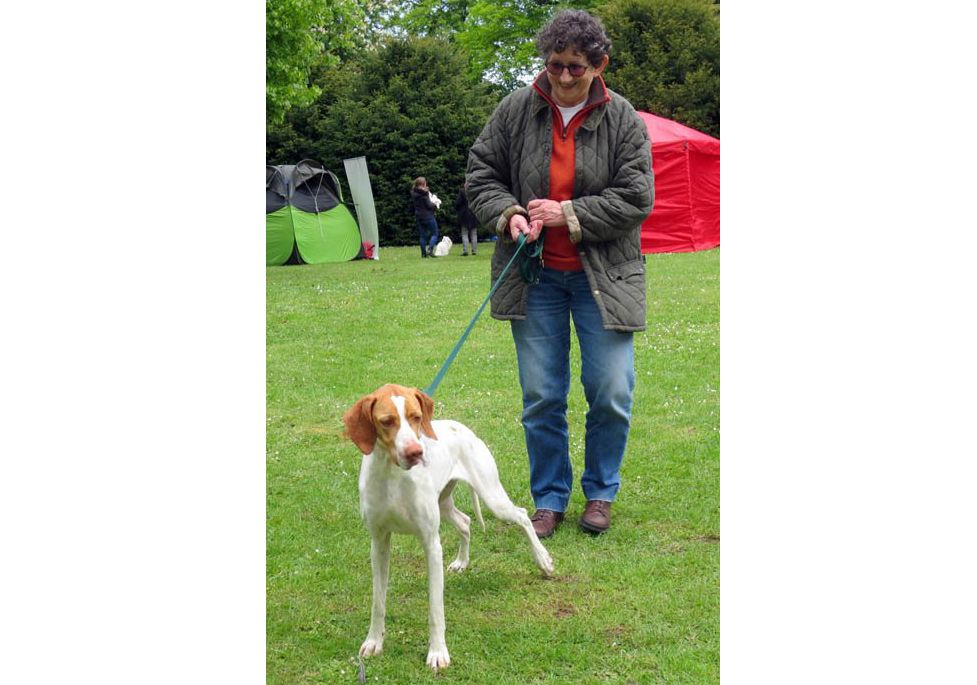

{"left": 413, "top": 388, "right": 438, "bottom": 440}
{"left": 342, "top": 394, "right": 378, "bottom": 454}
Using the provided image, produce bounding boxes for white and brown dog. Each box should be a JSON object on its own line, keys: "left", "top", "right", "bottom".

{"left": 342, "top": 384, "right": 554, "bottom": 670}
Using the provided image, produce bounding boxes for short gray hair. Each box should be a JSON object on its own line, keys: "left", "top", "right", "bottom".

{"left": 535, "top": 9, "right": 611, "bottom": 67}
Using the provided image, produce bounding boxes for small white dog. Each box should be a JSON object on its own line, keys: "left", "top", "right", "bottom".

{"left": 432, "top": 236, "right": 452, "bottom": 257}
{"left": 342, "top": 384, "right": 554, "bottom": 670}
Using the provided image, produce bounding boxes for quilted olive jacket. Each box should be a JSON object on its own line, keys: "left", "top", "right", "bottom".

{"left": 466, "top": 75, "right": 654, "bottom": 331}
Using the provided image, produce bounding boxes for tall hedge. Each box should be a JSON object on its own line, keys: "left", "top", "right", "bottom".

{"left": 597, "top": 0, "right": 720, "bottom": 137}
{"left": 267, "top": 36, "right": 499, "bottom": 246}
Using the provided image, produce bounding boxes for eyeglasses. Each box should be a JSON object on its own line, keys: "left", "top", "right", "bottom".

{"left": 545, "top": 61, "right": 589, "bottom": 77}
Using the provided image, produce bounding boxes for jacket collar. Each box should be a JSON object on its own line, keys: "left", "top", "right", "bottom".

{"left": 531, "top": 71, "right": 611, "bottom": 130}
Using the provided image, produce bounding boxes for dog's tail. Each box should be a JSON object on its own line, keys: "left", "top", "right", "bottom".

{"left": 471, "top": 487, "right": 485, "bottom": 532}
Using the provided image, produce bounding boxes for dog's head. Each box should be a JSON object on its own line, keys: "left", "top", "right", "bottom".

{"left": 341, "top": 384, "right": 437, "bottom": 469}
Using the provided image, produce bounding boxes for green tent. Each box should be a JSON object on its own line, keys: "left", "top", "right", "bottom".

{"left": 266, "top": 160, "right": 363, "bottom": 265}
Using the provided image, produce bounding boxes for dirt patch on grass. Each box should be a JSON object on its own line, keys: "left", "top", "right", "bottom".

{"left": 548, "top": 573, "right": 585, "bottom": 585}
{"left": 554, "top": 601, "right": 576, "bottom": 619}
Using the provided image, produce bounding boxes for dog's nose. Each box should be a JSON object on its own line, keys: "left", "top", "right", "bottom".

{"left": 403, "top": 441, "right": 423, "bottom": 464}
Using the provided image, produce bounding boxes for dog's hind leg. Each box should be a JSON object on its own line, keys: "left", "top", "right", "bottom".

{"left": 439, "top": 483, "right": 471, "bottom": 572}
{"left": 477, "top": 491, "right": 555, "bottom": 578}
{"left": 464, "top": 442, "right": 555, "bottom": 578}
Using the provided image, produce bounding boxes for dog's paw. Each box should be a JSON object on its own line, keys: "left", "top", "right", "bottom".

{"left": 538, "top": 551, "right": 555, "bottom": 578}
{"left": 447, "top": 558, "right": 468, "bottom": 573}
{"left": 426, "top": 645, "right": 451, "bottom": 670}
{"left": 359, "top": 636, "right": 384, "bottom": 657}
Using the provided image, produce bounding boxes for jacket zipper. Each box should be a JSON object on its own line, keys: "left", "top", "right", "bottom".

{"left": 561, "top": 103, "right": 601, "bottom": 140}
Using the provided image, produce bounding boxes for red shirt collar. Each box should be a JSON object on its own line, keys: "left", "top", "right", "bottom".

{"left": 532, "top": 71, "right": 611, "bottom": 112}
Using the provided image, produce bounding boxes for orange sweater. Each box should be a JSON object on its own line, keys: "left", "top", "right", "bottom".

{"left": 534, "top": 77, "right": 610, "bottom": 271}
{"left": 544, "top": 107, "right": 585, "bottom": 271}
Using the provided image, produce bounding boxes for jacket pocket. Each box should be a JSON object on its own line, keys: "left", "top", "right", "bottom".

{"left": 597, "top": 258, "right": 646, "bottom": 330}
{"left": 605, "top": 258, "right": 645, "bottom": 282}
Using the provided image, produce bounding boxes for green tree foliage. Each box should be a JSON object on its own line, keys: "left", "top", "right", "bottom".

{"left": 596, "top": 0, "right": 719, "bottom": 136}
{"left": 268, "top": 36, "right": 498, "bottom": 246}
{"left": 460, "top": 1, "right": 607, "bottom": 91}
{"left": 267, "top": 0, "right": 325, "bottom": 123}
{"left": 458, "top": 0, "right": 562, "bottom": 90}
{"left": 386, "top": 0, "right": 599, "bottom": 91}
{"left": 266, "top": 0, "right": 387, "bottom": 124}
{"left": 394, "top": 0, "right": 473, "bottom": 37}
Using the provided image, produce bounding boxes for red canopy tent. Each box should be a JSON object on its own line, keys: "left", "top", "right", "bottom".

{"left": 638, "top": 111, "right": 720, "bottom": 253}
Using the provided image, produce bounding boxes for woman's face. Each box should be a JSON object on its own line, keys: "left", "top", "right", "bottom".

{"left": 544, "top": 48, "right": 608, "bottom": 108}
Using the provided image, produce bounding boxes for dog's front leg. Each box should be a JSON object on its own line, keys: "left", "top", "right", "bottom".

{"left": 421, "top": 532, "right": 450, "bottom": 670}
{"left": 360, "top": 532, "right": 391, "bottom": 658}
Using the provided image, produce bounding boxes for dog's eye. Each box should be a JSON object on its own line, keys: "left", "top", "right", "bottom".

{"left": 379, "top": 416, "right": 396, "bottom": 427}
{"left": 408, "top": 414, "right": 422, "bottom": 423}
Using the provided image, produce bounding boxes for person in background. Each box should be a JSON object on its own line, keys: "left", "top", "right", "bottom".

{"left": 454, "top": 182, "right": 479, "bottom": 256}
{"left": 411, "top": 177, "right": 441, "bottom": 258}
{"left": 465, "top": 9, "right": 654, "bottom": 538}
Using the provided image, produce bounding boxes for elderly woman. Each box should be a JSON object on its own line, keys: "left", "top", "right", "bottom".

{"left": 466, "top": 9, "right": 654, "bottom": 538}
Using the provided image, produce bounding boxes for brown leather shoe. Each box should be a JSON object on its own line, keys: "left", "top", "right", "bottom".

{"left": 580, "top": 500, "right": 612, "bottom": 534}
{"left": 530, "top": 509, "right": 564, "bottom": 539}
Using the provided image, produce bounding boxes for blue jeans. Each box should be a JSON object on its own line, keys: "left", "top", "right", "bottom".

{"left": 510, "top": 268, "right": 636, "bottom": 513}
{"left": 416, "top": 216, "right": 439, "bottom": 256}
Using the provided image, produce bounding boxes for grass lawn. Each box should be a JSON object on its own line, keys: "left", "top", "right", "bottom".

{"left": 267, "top": 243, "right": 719, "bottom": 684}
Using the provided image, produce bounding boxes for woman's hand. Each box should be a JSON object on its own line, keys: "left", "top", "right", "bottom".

{"left": 527, "top": 199, "right": 567, "bottom": 227}
{"left": 509, "top": 214, "right": 544, "bottom": 243}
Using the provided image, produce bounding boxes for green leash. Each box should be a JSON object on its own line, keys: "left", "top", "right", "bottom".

{"left": 424, "top": 233, "right": 543, "bottom": 396}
